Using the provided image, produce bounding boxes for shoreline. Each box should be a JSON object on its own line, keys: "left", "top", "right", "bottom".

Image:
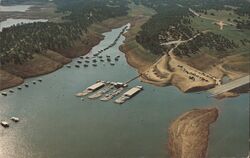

{"left": 168, "top": 107, "right": 219, "bottom": 158}
{"left": 0, "top": 16, "right": 132, "bottom": 91}
{"left": 120, "top": 17, "right": 248, "bottom": 95}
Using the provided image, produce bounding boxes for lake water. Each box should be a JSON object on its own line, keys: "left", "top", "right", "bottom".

{"left": 0, "top": 18, "right": 48, "bottom": 32}
{"left": 0, "top": 4, "right": 32, "bottom": 12}
{"left": 0, "top": 24, "right": 249, "bottom": 158}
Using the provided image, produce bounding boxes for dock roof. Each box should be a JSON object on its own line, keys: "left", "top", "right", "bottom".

{"left": 87, "top": 82, "right": 105, "bottom": 90}
{"left": 124, "top": 87, "right": 141, "bottom": 97}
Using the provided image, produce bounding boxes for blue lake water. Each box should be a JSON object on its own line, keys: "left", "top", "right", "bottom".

{"left": 0, "top": 4, "right": 32, "bottom": 12}
{"left": 0, "top": 24, "right": 249, "bottom": 158}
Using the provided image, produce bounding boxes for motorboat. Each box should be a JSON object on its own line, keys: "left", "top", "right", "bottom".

{"left": 1, "top": 92, "right": 7, "bottom": 96}
{"left": 10, "top": 117, "right": 20, "bottom": 123}
{"left": 1, "top": 121, "right": 9, "bottom": 128}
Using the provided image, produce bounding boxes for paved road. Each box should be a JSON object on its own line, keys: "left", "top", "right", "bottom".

{"left": 208, "top": 75, "right": 250, "bottom": 95}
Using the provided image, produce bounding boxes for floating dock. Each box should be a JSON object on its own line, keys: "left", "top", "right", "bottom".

{"left": 76, "top": 81, "right": 105, "bottom": 97}
{"left": 115, "top": 86, "right": 143, "bottom": 104}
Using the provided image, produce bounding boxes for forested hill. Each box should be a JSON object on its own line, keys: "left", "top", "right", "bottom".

{"left": 134, "top": 0, "right": 250, "bottom": 57}
{"left": 0, "top": 0, "right": 129, "bottom": 65}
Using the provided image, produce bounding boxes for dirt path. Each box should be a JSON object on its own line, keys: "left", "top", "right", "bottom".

{"left": 141, "top": 33, "right": 220, "bottom": 91}
{"left": 189, "top": 8, "right": 236, "bottom": 28}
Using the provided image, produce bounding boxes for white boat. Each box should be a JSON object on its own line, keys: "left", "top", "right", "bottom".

{"left": 1, "top": 121, "right": 9, "bottom": 128}
{"left": 88, "top": 91, "right": 103, "bottom": 99}
{"left": 10, "top": 117, "right": 19, "bottom": 123}
{"left": 88, "top": 85, "right": 113, "bottom": 99}
{"left": 1, "top": 92, "right": 7, "bottom": 96}
{"left": 100, "top": 94, "right": 113, "bottom": 101}
{"left": 115, "top": 86, "right": 143, "bottom": 104}
{"left": 75, "top": 90, "right": 92, "bottom": 97}
{"left": 115, "top": 96, "right": 130, "bottom": 104}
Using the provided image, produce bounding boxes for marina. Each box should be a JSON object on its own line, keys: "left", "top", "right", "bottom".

{"left": 0, "top": 23, "right": 248, "bottom": 158}
{"left": 76, "top": 76, "right": 142, "bottom": 103}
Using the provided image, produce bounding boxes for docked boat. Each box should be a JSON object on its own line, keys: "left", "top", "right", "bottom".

{"left": 32, "top": 81, "right": 36, "bottom": 84}
{"left": 100, "top": 94, "right": 113, "bottom": 101}
{"left": 88, "top": 91, "right": 103, "bottom": 99}
{"left": 10, "top": 117, "right": 19, "bottom": 123}
{"left": 100, "top": 59, "right": 104, "bottom": 62}
{"left": 115, "top": 86, "right": 143, "bottom": 104}
{"left": 38, "top": 78, "right": 42, "bottom": 82}
{"left": 93, "top": 64, "right": 97, "bottom": 67}
{"left": 100, "top": 87, "right": 123, "bottom": 101}
{"left": 88, "top": 85, "right": 113, "bottom": 99}
{"left": 1, "top": 121, "right": 9, "bottom": 128}
{"left": 17, "top": 86, "right": 22, "bottom": 90}
{"left": 9, "top": 89, "right": 14, "bottom": 93}
{"left": 114, "top": 95, "right": 130, "bottom": 104}
{"left": 107, "top": 58, "right": 111, "bottom": 62}
{"left": 79, "top": 56, "right": 84, "bottom": 59}
{"left": 77, "top": 60, "right": 82, "bottom": 64}
{"left": 85, "top": 56, "right": 90, "bottom": 59}
{"left": 75, "top": 65, "right": 80, "bottom": 68}
{"left": 84, "top": 64, "right": 88, "bottom": 67}
{"left": 85, "top": 60, "right": 90, "bottom": 63}
{"left": 66, "top": 65, "right": 71, "bottom": 68}
{"left": 110, "top": 62, "right": 115, "bottom": 66}
{"left": 1, "top": 92, "right": 7, "bottom": 96}
{"left": 24, "top": 83, "right": 29, "bottom": 87}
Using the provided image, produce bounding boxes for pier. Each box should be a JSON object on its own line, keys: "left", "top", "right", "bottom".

{"left": 125, "top": 74, "right": 142, "bottom": 84}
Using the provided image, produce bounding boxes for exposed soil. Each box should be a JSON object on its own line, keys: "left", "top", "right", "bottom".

{"left": 168, "top": 108, "right": 219, "bottom": 158}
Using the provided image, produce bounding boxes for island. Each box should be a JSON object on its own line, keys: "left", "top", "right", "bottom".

{"left": 168, "top": 108, "right": 219, "bottom": 158}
